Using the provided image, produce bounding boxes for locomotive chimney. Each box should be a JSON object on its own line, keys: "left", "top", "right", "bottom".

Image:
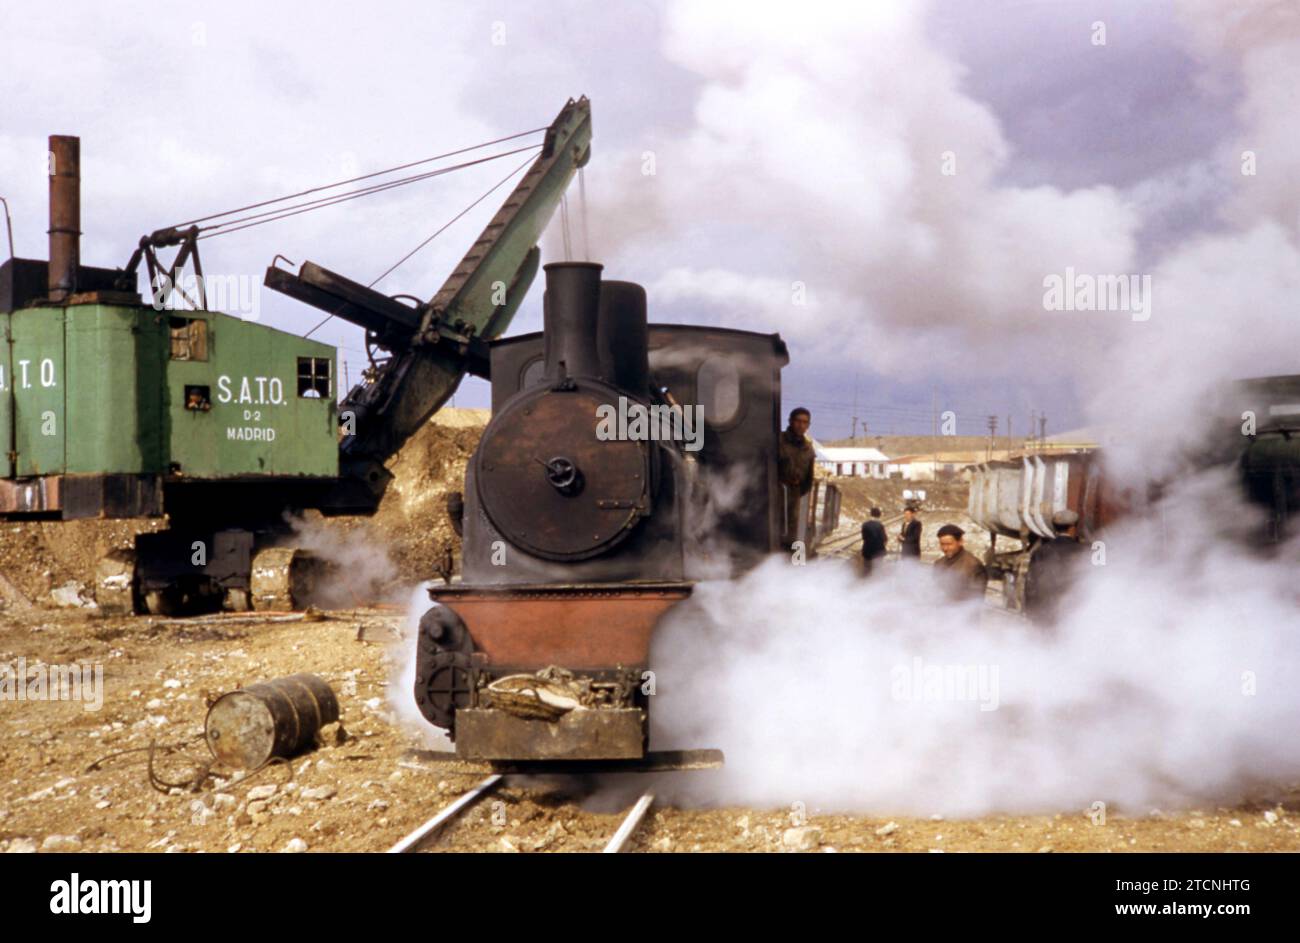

{"left": 47, "top": 135, "right": 81, "bottom": 302}
{"left": 542, "top": 261, "right": 604, "bottom": 380}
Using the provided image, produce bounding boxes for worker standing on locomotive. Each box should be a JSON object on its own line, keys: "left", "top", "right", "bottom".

{"left": 778, "top": 407, "right": 816, "bottom": 548}
{"left": 860, "top": 507, "right": 887, "bottom": 576}
{"left": 1024, "top": 509, "right": 1086, "bottom": 624}
{"left": 933, "top": 523, "right": 987, "bottom": 602}
{"left": 899, "top": 505, "right": 923, "bottom": 560}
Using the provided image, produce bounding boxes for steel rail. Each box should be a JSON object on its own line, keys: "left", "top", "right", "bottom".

{"left": 602, "top": 790, "right": 655, "bottom": 853}
{"left": 386, "top": 774, "right": 504, "bottom": 853}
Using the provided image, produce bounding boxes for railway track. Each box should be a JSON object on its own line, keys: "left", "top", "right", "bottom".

{"left": 819, "top": 507, "right": 971, "bottom": 559}
{"left": 386, "top": 775, "right": 659, "bottom": 853}
{"left": 387, "top": 774, "right": 505, "bottom": 853}
{"left": 602, "top": 789, "right": 656, "bottom": 853}
{"left": 818, "top": 511, "right": 906, "bottom": 557}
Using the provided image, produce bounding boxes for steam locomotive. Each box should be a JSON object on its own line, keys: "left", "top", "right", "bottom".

{"left": 1214, "top": 374, "right": 1300, "bottom": 545}
{"left": 412, "top": 261, "right": 835, "bottom": 764}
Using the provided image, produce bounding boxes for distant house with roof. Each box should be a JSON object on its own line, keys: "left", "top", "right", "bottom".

{"left": 812, "top": 441, "right": 891, "bottom": 478}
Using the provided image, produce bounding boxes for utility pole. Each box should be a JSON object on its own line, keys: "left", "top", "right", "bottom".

{"left": 931, "top": 387, "right": 939, "bottom": 482}
{"left": 1039, "top": 414, "right": 1047, "bottom": 443}
{"left": 851, "top": 374, "right": 859, "bottom": 445}
{"left": 986, "top": 415, "right": 997, "bottom": 460}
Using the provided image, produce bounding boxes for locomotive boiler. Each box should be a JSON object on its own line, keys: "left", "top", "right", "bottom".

{"left": 413, "top": 260, "right": 796, "bottom": 763}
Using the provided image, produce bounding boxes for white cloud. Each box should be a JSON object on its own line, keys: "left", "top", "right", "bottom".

{"left": 585, "top": 0, "right": 1142, "bottom": 378}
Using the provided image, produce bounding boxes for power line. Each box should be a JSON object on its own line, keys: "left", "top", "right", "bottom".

{"left": 303, "top": 151, "right": 537, "bottom": 339}
{"left": 170, "top": 125, "right": 548, "bottom": 230}
{"left": 199, "top": 144, "right": 542, "bottom": 240}
{"left": 370, "top": 152, "right": 538, "bottom": 290}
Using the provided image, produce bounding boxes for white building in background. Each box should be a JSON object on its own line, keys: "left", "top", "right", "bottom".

{"left": 885, "top": 450, "right": 1014, "bottom": 481}
{"left": 813, "top": 441, "right": 891, "bottom": 478}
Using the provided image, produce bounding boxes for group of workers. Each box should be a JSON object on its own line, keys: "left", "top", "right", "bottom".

{"left": 861, "top": 503, "right": 1087, "bottom": 617}
{"left": 778, "top": 406, "right": 1087, "bottom": 622}
{"left": 858, "top": 506, "right": 986, "bottom": 600}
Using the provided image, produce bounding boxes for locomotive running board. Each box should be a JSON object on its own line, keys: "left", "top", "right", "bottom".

{"left": 402, "top": 748, "right": 724, "bottom": 775}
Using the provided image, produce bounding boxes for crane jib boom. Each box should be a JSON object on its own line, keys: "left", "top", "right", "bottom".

{"left": 426, "top": 96, "right": 591, "bottom": 336}
{"left": 264, "top": 97, "right": 592, "bottom": 509}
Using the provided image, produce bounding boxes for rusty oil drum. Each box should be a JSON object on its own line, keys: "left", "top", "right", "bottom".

{"left": 205, "top": 673, "right": 340, "bottom": 769}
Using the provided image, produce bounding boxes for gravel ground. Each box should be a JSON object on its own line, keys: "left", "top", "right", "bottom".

{"left": 3, "top": 605, "right": 1298, "bottom": 853}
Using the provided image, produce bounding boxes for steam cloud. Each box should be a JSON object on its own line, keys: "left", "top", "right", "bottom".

{"left": 285, "top": 515, "right": 402, "bottom": 609}
{"left": 1081, "top": 1, "right": 1300, "bottom": 478}
{"left": 390, "top": 2, "right": 1300, "bottom": 814}
{"left": 649, "top": 466, "right": 1300, "bottom": 815}
{"left": 635, "top": 0, "right": 1300, "bottom": 815}
{"left": 588, "top": 0, "right": 1140, "bottom": 375}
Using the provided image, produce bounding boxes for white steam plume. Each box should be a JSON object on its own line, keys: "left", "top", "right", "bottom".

{"left": 633, "top": 0, "right": 1300, "bottom": 817}
{"left": 587, "top": 0, "right": 1140, "bottom": 376}
{"left": 285, "top": 515, "right": 403, "bottom": 609}
{"left": 389, "top": 583, "right": 456, "bottom": 750}
{"left": 1082, "top": 0, "right": 1300, "bottom": 478}
{"left": 649, "top": 467, "right": 1300, "bottom": 815}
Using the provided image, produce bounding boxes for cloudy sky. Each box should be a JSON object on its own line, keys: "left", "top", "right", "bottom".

{"left": 1, "top": 0, "right": 1296, "bottom": 447}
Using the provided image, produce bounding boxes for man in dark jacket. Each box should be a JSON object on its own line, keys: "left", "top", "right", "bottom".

{"left": 860, "top": 507, "right": 887, "bottom": 577}
{"left": 1024, "top": 509, "right": 1087, "bottom": 625}
{"left": 898, "top": 506, "right": 922, "bottom": 560}
{"left": 933, "top": 523, "right": 987, "bottom": 602}
{"left": 778, "top": 407, "right": 815, "bottom": 547}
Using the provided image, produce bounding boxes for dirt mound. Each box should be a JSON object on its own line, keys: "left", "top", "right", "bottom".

{"left": 0, "top": 520, "right": 164, "bottom": 612}
{"left": 427, "top": 407, "right": 489, "bottom": 428}
{"left": 364, "top": 409, "right": 486, "bottom": 582}
{"left": 0, "top": 409, "right": 487, "bottom": 611}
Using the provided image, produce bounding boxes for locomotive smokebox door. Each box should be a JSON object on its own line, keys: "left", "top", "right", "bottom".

{"left": 475, "top": 383, "right": 652, "bottom": 561}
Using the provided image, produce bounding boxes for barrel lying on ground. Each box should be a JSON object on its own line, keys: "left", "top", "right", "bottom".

{"left": 205, "top": 673, "right": 340, "bottom": 769}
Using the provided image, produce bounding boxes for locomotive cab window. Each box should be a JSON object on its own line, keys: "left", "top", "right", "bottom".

{"left": 298, "top": 357, "right": 331, "bottom": 399}
{"left": 696, "top": 356, "right": 741, "bottom": 426}
{"left": 169, "top": 317, "right": 208, "bottom": 361}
